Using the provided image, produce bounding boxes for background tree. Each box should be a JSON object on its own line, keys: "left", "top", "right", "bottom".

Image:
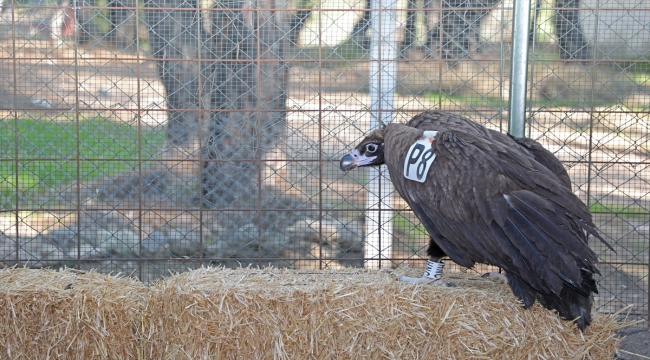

{"left": 350, "top": 0, "right": 589, "bottom": 61}
{"left": 144, "top": 0, "right": 291, "bottom": 226}
{"left": 107, "top": 0, "right": 137, "bottom": 50}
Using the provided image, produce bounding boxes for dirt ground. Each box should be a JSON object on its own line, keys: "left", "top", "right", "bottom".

{"left": 616, "top": 327, "right": 650, "bottom": 359}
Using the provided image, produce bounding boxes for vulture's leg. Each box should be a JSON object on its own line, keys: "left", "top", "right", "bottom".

{"left": 481, "top": 271, "right": 508, "bottom": 284}
{"left": 398, "top": 238, "right": 455, "bottom": 286}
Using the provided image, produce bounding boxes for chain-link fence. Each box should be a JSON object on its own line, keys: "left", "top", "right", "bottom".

{"left": 0, "top": 0, "right": 647, "bottom": 324}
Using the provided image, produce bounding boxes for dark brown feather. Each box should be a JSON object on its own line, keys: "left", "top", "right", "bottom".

{"left": 377, "top": 110, "right": 610, "bottom": 330}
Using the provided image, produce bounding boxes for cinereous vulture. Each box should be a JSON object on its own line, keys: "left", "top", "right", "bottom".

{"left": 340, "top": 110, "right": 613, "bottom": 330}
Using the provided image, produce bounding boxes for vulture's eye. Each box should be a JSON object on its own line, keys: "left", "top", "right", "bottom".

{"left": 365, "top": 144, "right": 378, "bottom": 153}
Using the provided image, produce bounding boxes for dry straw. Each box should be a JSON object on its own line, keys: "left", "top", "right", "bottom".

{"left": 144, "top": 267, "right": 627, "bottom": 359}
{"left": 0, "top": 266, "right": 633, "bottom": 359}
{"left": 0, "top": 267, "right": 148, "bottom": 359}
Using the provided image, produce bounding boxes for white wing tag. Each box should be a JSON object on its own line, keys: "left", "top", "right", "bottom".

{"left": 403, "top": 131, "right": 437, "bottom": 183}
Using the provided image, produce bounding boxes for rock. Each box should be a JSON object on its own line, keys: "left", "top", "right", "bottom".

{"left": 234, "top": 224, "right": 262, "bottom": 258}
{"left": 208, "top": 223, "right": 225, "bottom": 240}
{"left": 206, "top": 224, "right": 265, "bottom": 260}
{"left": 167, "top": 228, "right": 202, "bottom": 257}
{"left": 79, "top": 211, "right": 130, "bottom": 230}
{"left": 0, "top": 234, "right": 12, "bottom": 260}
{"left": 286, "top": 218, "right": 340, "bottom": 244}
{"left": 283, "top": 241, "right": 342, "bottom": 270}
{"left": 78, "top": 243, "right": 105, "bottom": 260}
{"left": 98, "top": 171, "right": 168, "bottom": 200}
{"left": 83, "top": 229, "right": 114, "bottom": 248}
{"left": 45, "top": 226, "right": 80, "bottom": 250}
{"left": 203, "top": 243, "right": 225, "bottom": 258}
{"left": 105, "top": 229, "right": 140, "bottom": 257}
{"left": 0, "top": 234, "right": 20, "bottom": 262}
{"left": 336, "top": 219, "right": 364, "bottom": 251}
{"left": 0, "top": 235, "right": 42, "bottom": 266}
{"left": 142, "top": 230, "right": 168, "bottom": 257}
{"left": 258, "top": 231, "right": 289, "bottom": 257}
{"left": 31, "top": 236, "right": 69, "bottom": 262}
{"left": 4, "top": 249, "right": 42, "bottom": 266}
{"left": 43, "top": 246, "right": 68, "bottom": 263}
{"left": 336, "top": 220, "right": 364, "bottom": 268}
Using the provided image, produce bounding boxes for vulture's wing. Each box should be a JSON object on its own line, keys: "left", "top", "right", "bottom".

{"left": 387, "top": 129, "right": 607, "bottom": 296}
{"left": 508, "top": 135, "right": 573, "bottom": 189}
{"left": 407, "top": 110, "right": 573, "bottom": 189}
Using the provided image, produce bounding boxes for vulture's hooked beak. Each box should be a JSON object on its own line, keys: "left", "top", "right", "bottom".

{"left": 340, "top": 149, "right": 376, "bottom": 171}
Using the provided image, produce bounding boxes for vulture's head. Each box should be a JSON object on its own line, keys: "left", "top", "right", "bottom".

{"left": 340, "top": 129, "right": 385, "bottom": 171}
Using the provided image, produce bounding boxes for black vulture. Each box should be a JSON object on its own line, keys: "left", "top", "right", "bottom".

{"left": 340, "top": 110, "right": 613, "bottom": 330}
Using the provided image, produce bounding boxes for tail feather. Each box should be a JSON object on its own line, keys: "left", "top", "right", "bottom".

{"left": 536, "top": 283, "right": 594, "bottom": 331}
{"left": 506, "top": 273, "right": 536, "bottom": 308}
{"left": 507, "top": 266, "right": 596, "bottom": 331}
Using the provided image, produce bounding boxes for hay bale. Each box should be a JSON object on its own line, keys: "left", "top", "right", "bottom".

{"left": 145, "top": 267, "right": 623, "bottom": 359}
{"left": 0, "top": 267, "right": 148, "bottom": 359}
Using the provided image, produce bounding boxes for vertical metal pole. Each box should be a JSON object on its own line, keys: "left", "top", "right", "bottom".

{"left": 136, "top": 0, "right": 144, "bottom": 281}
{"left": 366, "top": 0, "right": 397, "bottom": 269}
{"left": 10, "top": 0, "right": 20, "bottom": 265}
{"left": 507, "top": 0, "right": 531, "bottom": 138}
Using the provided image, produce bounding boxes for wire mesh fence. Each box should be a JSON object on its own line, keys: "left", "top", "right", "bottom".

{"left": 0, "top": 0, "right": 647, "bottom": 324}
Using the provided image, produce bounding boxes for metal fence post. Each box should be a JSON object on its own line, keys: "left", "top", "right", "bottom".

{"left": 366, "top": 0, "right": 398, "bottom": 269}
{"left": 508, "top": 0, "right": 531, "bottom": 138}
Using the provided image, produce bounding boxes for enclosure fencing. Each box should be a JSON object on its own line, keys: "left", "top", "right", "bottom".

{"left": 0, "top": 0, "right": 647, "bottom": 324}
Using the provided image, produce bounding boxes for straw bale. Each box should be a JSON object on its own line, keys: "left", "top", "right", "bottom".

{"left": 0, "top": 267, "right": 148, "bottom": 359}
{"left": 145, "top": 267, "right": 625, "bottom": 359}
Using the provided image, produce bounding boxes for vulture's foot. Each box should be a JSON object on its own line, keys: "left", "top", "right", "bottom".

{"left": 397, "top": 275, "right": 456, "bottom": 287}
{"left": 482, "top": 272, "right": 508, "bottom": 284}
{"left": 397, "top": 260, "right": 455, "bottom": 286}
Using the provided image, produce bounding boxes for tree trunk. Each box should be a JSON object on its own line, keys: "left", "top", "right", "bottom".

{"left": 350, "top": 0, "right": 372, "bottom": 48}
{"left": 74, "top": 0, "right": 101, "bottom": 44}
{"left": 555, "top": 0, "right": 589, "bottom": 60}
{"left": 144, "top": 0, "right": 289, "bottom": 214}
{"left": 402, "top": 0, "right": 418, "bottom": 53}
{"left": 289, "top": 9, "right": 311, "bottom": 47}
{"left": 107, "top": 0, "right": 137, "bottom": 50}
{"left": 200, "top": 0, "right": 288, "bottom": 213}
{"left": 145, "top": 0, "right": 202, "bottom": 146}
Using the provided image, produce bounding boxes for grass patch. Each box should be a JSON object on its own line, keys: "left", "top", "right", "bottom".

{"left": 589, "top": 202, "right": 648, "bottom": 218}
{"left": 393, "top": 213, "right": 428, "bottom": 238}
{"left": 0, "top": 117, "right": 165, "bottom": 206}
{"left": 424, "top": 92, "right": 505, "bottom": 109}
{"left": 296, "top": 38, "right": 370, "bottom": 66}
{"left": 609, "top": 55, "right": 650, "bottom": 74}
{"left": 424, "top": 90, "right": 623, "bottom": 110}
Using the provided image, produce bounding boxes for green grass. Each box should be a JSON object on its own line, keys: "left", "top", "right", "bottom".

{"left": 424, "top": 90, "right": 623, "bottom": 110}
{"left": 424, "top": 92, "right": 505, "bottom": 109}
{"left": 393, "top": 213, "right": 428, "bottom": 238}
{"left": 296, "top": 37, "right": 370, "bottom": 66}
{"left": 588, "top": 202, "right": 648, "bottom": 218}
{"left": 0, "top": 117, "right": 165, "bottom": 205}
{"left": 610, "top": 55, "right": 650, "bottom": 74}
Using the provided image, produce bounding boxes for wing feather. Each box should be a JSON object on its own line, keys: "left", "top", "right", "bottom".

{"left": 383, "top": 121, "right": 608, "bottom": 297}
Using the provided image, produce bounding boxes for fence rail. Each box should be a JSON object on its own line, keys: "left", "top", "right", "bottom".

{"left": 0, "top": 0, "right": 648, "bottom": 325}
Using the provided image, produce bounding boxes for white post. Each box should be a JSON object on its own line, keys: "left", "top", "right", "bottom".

{"left": 366, "top": 0, "right": 398, "bottom": 269}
